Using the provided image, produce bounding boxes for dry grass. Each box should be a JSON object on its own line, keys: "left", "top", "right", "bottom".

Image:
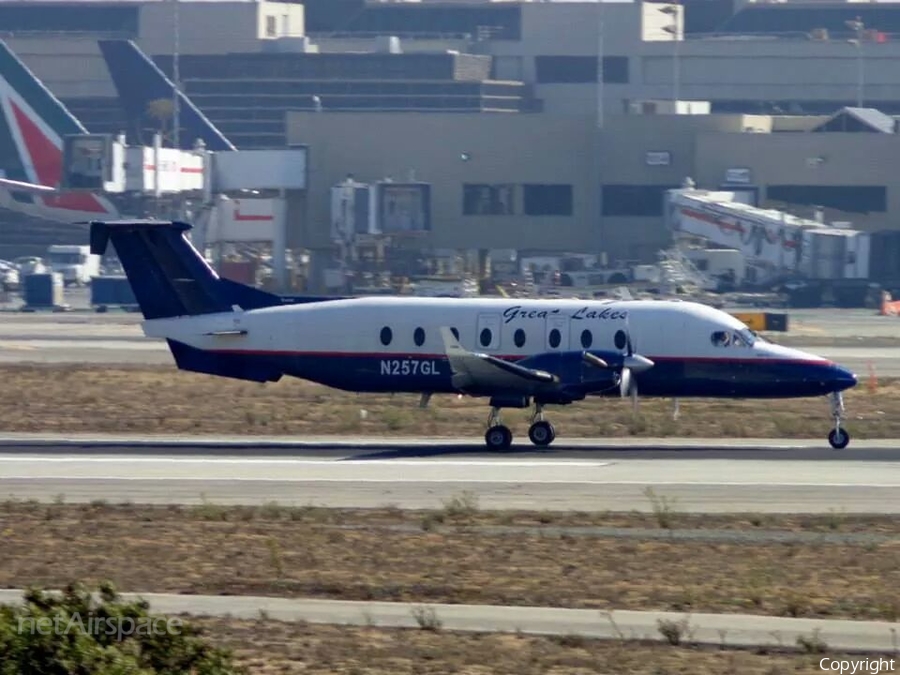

{"left": 0, "top": 364, "right": 896, "bottom": 438}
{"left": 1, "top": 502, "right": 899, "bottom": 621}
{"left": 191, "top": 616, "right": 868, "bottom": 675}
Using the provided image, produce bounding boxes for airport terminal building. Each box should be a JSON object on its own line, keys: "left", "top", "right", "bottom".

{"left": 3, "top": 0, "right": 900, "bottom": 271}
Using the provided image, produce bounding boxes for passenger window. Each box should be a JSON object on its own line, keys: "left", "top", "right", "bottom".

{"left": 581, "top": 329, "right": 592, "bottom": 349}
{"left": 480, "top": 328, "right": 492, "bottom": 347}
{"left": 710, "top": 331, "right": 730, "bottom": 347}
{"left": 614, "top": 329, "right": 627, "bottom": 350}
{"left": 549, "top": 328, "right": 561, "bottom": 348}
{"left": 514, "top": 328, "right": 526, "bottom": 348}
{"left": 413, "top": 327, "right": 425, "bottom": 347}
{"left": 380, "top": 326, "right": 392, "bottom": 346}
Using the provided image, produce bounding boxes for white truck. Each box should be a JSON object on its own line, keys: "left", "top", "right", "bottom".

{"left": 46, "top": 245, "right": 101, "bottom": 287}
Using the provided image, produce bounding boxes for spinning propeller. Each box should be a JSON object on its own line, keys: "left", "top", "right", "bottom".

{"left": 619, "top": 317, "right": 654, "bottom": 413}
{"left": 580, "top": 314, "right": 654, "bottom": 414}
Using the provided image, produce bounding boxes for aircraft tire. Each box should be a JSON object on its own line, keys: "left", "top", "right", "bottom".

{"left": 485, "top": 425, "right": 513, "bottom": 451}
{"left": 528, "top": 421, "right": 556, "bottom": 447}
{"left": 828, "top": 428, "right": 850, "bottom": 450}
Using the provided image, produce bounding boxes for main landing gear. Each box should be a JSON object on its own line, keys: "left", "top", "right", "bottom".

{"left": 828, "top": 391, "right": 850, "bottom": 450}
{"left": 484, "top": 403, "right": 556, "bottom": 451}
{"left": 527, "top": 403, "right": 556, "bottom": 447}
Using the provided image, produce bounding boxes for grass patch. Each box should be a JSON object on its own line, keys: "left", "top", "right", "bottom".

{"left": 0, "top": 503, "right": 898, "bottom": 621}
{"left": 1, "top": 363, "right": 899, "bottom": 438}
{"left": 196, "top": 616, "right": 874, "bottom": 674}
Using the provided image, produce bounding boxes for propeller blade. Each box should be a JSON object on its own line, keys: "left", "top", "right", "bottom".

{"left": 582, "top": 352, "right": 609, "bottom": 369}
{"left": 623, "top": 354, "right": 654, "bottom": 373}
{"left": 619, "top": 368, "right": 632, "bottom": 399}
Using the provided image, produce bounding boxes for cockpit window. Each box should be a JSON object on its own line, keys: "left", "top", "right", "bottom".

{"left": 711, "top": 331, "right": 730, "bottom": 347}
{"left": 712, "top": 329, "right": 756, "bottom": 348}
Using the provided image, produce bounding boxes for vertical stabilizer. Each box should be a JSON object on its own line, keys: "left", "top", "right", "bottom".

{"left": 0, "top": 39, "right": 117, "bottom": 219}
{"left": 98, "top": 39, "right": 237, "bottom": 151}
{"left": 0, "top": 40, "right": 85, "bottom": 187}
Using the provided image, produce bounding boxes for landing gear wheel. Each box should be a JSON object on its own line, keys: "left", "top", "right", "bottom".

{"left": 485, "top": 425, "right": 513, "bottom": 451}
{"left": 528, "top": 420, "right": 556, "bottom": 447}
{"left": 828, "top": 427, "right": 850, "bottom": 450}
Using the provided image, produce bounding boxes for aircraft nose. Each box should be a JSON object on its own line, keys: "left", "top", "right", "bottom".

{"left": 826, "top": 363, "right": 858, "bottom": 392}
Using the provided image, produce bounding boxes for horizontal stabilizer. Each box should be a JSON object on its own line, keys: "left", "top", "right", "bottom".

{"left": 0, "top": 177, "right": 56, "bottom": 193}
{"left": 203, "top": 329, "right": 248, "bottom": 336}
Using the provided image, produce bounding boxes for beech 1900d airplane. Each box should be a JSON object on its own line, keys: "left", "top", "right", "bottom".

{"left": 90, "top": 220, "right": 860, "bottom": 450}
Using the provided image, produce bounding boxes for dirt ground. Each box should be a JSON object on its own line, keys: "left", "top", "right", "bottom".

{"left": 193, "top": 616, "right": 862, "bottom": 675}
{"left": 0, "top": 364, "right": 894, "bottom": 438}
{"left": 1, "top": 502, "right": 898, "bottom": 621}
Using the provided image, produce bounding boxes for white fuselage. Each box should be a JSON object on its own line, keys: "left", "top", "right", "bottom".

{"left": 143, "top": 296, "right": 848, "bottom": 400}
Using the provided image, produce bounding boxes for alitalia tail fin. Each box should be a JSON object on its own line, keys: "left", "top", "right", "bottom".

{"left": 0, "top": 39, "right": 117, "bottom": 220}
{"left": 0, "top": 39, "right": 85, "bottom": 187}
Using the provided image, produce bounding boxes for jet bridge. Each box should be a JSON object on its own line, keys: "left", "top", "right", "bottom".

{"left": 665, "top": 188, "right": 871, "bottom": 289}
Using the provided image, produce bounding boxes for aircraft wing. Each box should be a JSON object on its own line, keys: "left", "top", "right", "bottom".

{"left": 439, "top": 327, "right": 558, "bottom": 393}
{"left": 0, "top": 177, "right": 57, "bottom": 193}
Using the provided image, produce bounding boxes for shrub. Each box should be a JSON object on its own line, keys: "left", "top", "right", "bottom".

{"left": 0, "top": 581, "right": 243, "bottom": 674}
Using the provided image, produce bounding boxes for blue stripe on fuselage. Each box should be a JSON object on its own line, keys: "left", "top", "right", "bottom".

{"left": 169, "top": 346, "right": 856, "bottom": 399}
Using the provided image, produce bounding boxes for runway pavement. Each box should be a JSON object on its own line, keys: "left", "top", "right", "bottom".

{"left": 0, "top": 590, "right": 896, "bottom": 652}
{"left": 1, "top": 434, "right": 899, "bottom": 513}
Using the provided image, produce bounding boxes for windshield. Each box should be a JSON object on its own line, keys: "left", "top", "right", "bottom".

{"left": 48, "top": 252, "right": 84, "bottom": 265}
{"left": 736, "top": 328, "right": 756, "bottom": 346}
{"left": 711, "top": 328, "right": 760, "bottom": 348}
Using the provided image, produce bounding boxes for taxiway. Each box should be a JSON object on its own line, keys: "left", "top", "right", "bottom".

{"left": 0, "top": 590, "right": 896, "bottom": 652}
{"left": 1, "top": 435, "right": 898, "bottom": 513}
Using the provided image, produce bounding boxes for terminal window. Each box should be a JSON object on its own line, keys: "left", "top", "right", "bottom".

{"left": 601, "top": 185, "right": 677, "bottom": 217}
{"left": 463, "top": 184, "right": 516, "bottom": 215}
{"left": 523, "top": 184, "right": 573, "bottom": 216}
{"left": 766, "top": 185, "right": 887, "bottom": 214}
{"left": 535, "top": 56, "right": 629, "bottom": 84}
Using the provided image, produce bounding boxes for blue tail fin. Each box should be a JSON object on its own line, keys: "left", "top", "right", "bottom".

{"left": 97, "top": 39, "right": 236, "bottom": 151}
{"left": 90, "top": 220, "right": 282, "bottom": 319}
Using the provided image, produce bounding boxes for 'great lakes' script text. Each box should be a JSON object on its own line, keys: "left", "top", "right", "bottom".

{"left": 502, "top": 306, "right": 628, "bottom": 324}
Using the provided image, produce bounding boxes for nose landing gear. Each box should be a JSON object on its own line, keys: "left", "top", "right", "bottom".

{"left": 828, "top": 392, "right": 850, "bottom": 450}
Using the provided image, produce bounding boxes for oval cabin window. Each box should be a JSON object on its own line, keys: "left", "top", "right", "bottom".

{"left": 549, "top": 328, "right": 561, "bottom": 348}
{"left": 581, "top": 329, "right": 593, "bottom": 349}
{"left": 614, "top": 329, "right": 627, "bottom": 350}
{"left": 514, "top": 328, "right": 526, "bottom": 348}
{"left": 414, "top": 327, "right": 425, "bottom": 347}
{"left": 380, "top": 326, "right": 393, "bottom": 346}
{"left": 480, "top": 328, "right": 492, "bottom": 347}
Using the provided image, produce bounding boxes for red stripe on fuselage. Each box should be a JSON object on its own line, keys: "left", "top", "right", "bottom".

{"left": 196, "top": 349, "right": 833, "bottom": 366}
{"left": 11, "top": 100, "right": 60, "bottom": 186}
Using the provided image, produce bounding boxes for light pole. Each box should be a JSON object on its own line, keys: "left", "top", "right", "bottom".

{"left": 661, "top": 4, "right": 681, "bottom": 105}
{"left": 596, "top": 0, "right": 604, "bottom": 129}
{"left": 846, "top": 17, "right": 864, "bottom": 108}
{"left": 172, "top": 0, "right": 181, "bottom": 149}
